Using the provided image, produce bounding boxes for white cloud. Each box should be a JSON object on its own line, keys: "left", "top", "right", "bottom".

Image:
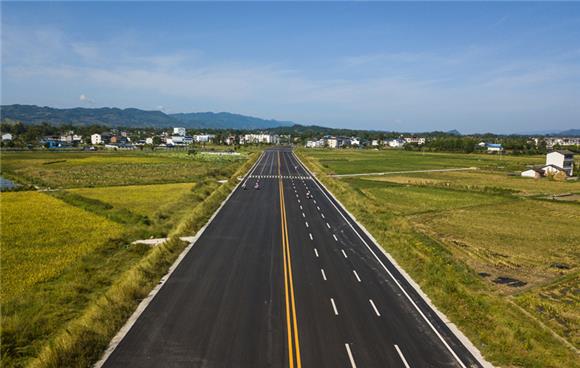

{"left": 2, "top": 23, "right": 579, "bottom": 133}
{"left": 79, "top": 94, "right": 94, "bottom": 105}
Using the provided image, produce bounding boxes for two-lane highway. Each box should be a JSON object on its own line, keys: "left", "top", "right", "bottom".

{"left": 100, "top": 148, "right": 484, "bottom": 368}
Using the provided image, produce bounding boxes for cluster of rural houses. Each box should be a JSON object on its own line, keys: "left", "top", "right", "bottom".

{"left": 305, "top": 136, "right": 427, "bottom": 149}
{"left": 521, "top": 150, "right": 575, "bottom": 178}
{"left": 87, "top": 128, "right": 281, "bottom": 149}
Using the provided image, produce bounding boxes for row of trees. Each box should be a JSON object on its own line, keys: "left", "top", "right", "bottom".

{"left": 1, "top": 120, "right": 578, "bottom": 154}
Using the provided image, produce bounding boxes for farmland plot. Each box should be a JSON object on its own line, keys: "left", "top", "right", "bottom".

{"left": 0, "top": 192, "right": 123, "bottom": 302}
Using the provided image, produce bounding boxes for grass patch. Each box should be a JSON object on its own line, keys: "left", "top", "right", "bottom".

{"left": 68, "top": 182, "right": 197, "bottom": 218}
{"left": 345, "top": 177, "right": 511, "bottom": 216}
{"left": 365, "top": 170, "right": 580, "bottom": 197}
{"left": 0, "top": 192, "right": 124, "bottom": 302}
{"left": 298, "top": 150, "right": 579, "bottom": 367}
{"left": 0, "top": 150, "right": 243, "bottom": 188}
{"left": 305, "top": 148, "right": 548, "bottom": 174}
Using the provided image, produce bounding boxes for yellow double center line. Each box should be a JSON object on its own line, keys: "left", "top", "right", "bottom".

{"left": 278, "top": 151, "right": 302, "bottom": 368}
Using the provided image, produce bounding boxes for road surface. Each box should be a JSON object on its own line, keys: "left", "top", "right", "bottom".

{"left": 101, "top": 148, "right": 483, "bottom": 368}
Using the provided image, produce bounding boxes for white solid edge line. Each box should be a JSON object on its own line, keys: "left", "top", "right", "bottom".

{"left": 314, "top": 248, "right": 319, "bottom": 257}
{"left": 321, "top": 268, "right": 327, "bottom": 281}
{"left": 395, "top": 345, "right": 411, "bottom": 368}
{"left": 330, "top": 298, "right": 339, "bottom": 315}
{"left": 95, "top": 150, "right": 264, "bottom": 368}
{"left": 341, "top": 249, "right": 348, "bottom": 258}
{"left": 345, "top": 343, "right": 357, "bottom": 368}
{"left": 369, "top": 299, "right": 381, "bottom": 317}
{"left": 353, "top": 270, "right": 361, "bottom": 282}
{"left": 291, "top": 152, "right": 480, "bottom": 368}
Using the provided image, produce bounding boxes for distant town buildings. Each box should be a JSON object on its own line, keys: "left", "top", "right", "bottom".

{"left": 404, "top": 137, "right": 426, "bottom": 145}
{"left": 242, "top": 133, "right": 279, "bottom": 144}
{"left": 2, "top": 133, "right": 13, "bottom": 142}
{"left": 543, "top": 137, "right": 580, "bottom": 148}
{"left": 173, "top": 127, "right": 186, "bottom": 136}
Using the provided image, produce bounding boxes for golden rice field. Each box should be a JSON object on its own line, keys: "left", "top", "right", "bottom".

{"left": 0, "top": 192, "right": 124, "bottom": 302}
{"left": 415, "top": 199, "right": 580, "bottom": 288}
{"left": 68, "top": 182, "right": 196, "bottom": 217}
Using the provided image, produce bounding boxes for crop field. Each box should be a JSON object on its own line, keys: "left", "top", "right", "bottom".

{"left": 305, "top": 148, "right": 549, "bottom": 174}
{"left": 363, "top": 170, "right": 580, "bottom": 197}
{"left": 0, "top": 150, "right": 244, "bottom": 188}
{"left": 299, "top": 149, "right": 580, "bottom": 366}
{"left": 344, "top": 177, "right": 511, "bottom": 216}
{"left": 0, "top": 149, "right": 253, "bottom": 367}
{"left": 0, "top": 191, "right": 124, "bottom": 302}
{"left": 515, "top": 273, "right": 579, "bottom": 348}
{"left": 416, "top": 199, "right": 579, "bottom": 288}
{"left": 68, "top": 182, "right": 197, "bottom": 217}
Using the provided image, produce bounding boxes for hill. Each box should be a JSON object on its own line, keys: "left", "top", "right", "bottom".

{"left": 170, "top": 112, "right": 292, "bottom": 129}
{"left": 0, "top": 104, "right": 294, "bottom": 130}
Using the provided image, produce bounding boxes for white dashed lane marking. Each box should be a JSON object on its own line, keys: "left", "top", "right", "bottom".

{"left": 369, "top": 299, "right": 381, "bottom": 317}
{"left": 330, "top": 298, "right": 339, "bottom": 315}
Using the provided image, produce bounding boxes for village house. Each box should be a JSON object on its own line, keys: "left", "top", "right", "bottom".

{"left": 521, "top": 167, "right": 544, "bottom": 179}
{"left": 91, "top": 133, "right": 102, "bottom": 145}
{"left": 521, "top": 150, "right": 575, "bottom": 178}
{"left": 2, "top": 133, "right": 13, "bottom": 142}
{"left": 478, "top": 142, "right": 503, "bottom": 153}
{"left": 404, "top": 137, "right": 426, "bottom": 145}
{"left": 224, "top": 135, "right": 237, "bottom": 145}
{"left": 193, "top": 134, "right": 214, "bottom": 143}
{"left": 546, "top": 150, "right": 574, "bottom": 176}
{"left": 386, "top": 138, "right": 406, "bottom": 148}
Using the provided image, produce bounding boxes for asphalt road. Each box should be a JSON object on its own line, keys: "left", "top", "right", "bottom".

{"left": 101, "top": 148, "right": 483, "bottom": 368}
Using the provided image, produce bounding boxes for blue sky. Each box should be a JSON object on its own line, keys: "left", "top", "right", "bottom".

{"left": 2, "top": 2, "right": 579, "bottom": 133}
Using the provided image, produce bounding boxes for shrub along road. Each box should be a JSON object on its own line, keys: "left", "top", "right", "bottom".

{"left": 100, "top": 148, "right": 484, "bottom": 368}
